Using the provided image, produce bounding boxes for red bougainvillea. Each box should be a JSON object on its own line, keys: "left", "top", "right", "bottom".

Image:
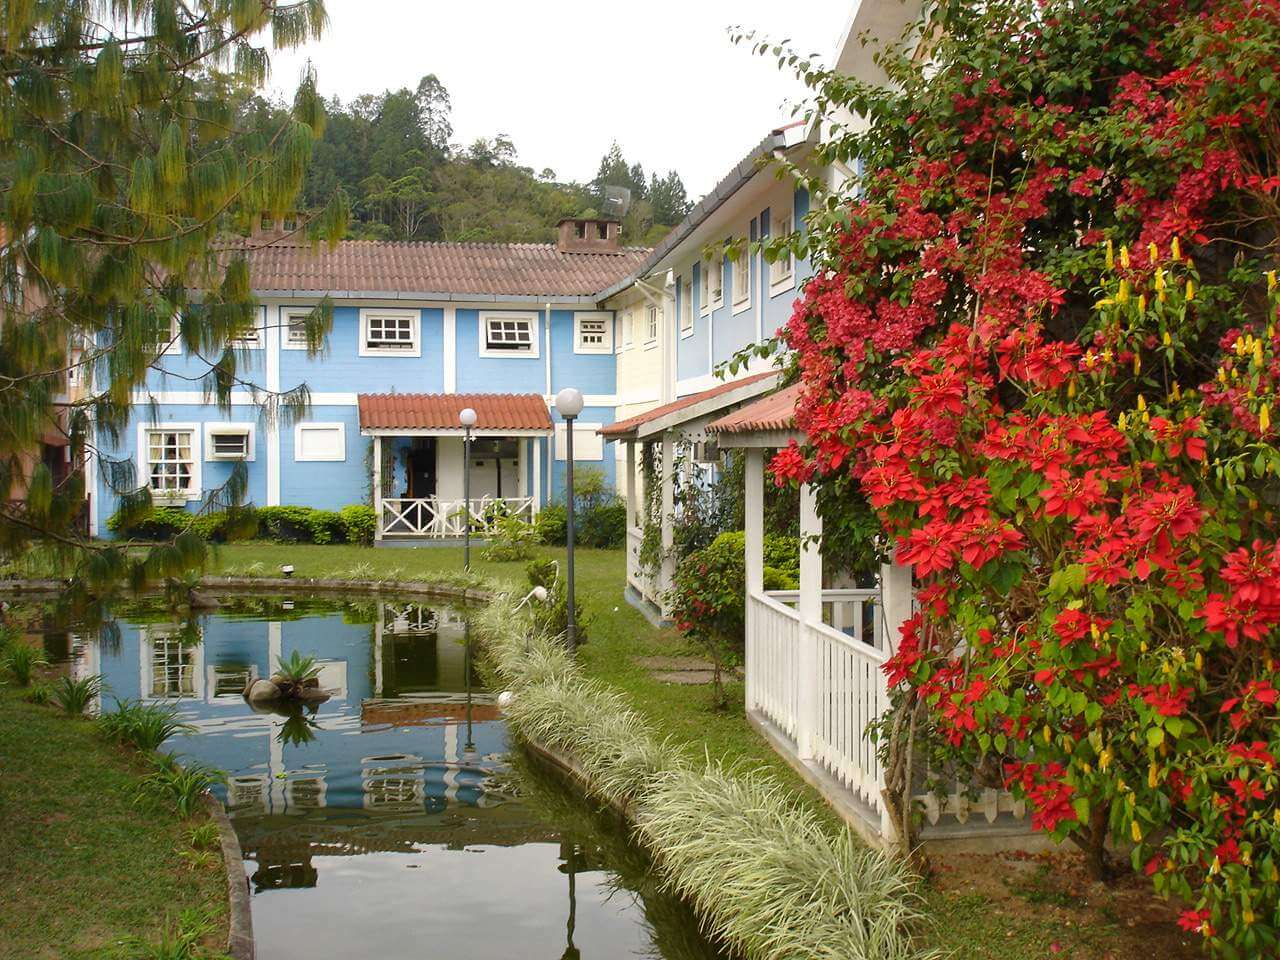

{"left": 773, "top": 0, "right": 1280, "bottom": 954}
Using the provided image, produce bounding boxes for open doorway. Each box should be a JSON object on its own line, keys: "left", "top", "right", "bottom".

{"left": 406, "top": 439, "right": 437, "bottom": 498}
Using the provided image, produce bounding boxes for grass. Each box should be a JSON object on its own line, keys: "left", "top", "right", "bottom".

{"left": 207, "top": 542, "right": 1181, "bottom": 959}
{"left": 0, "top": 686, "right": 227, "bottom": 960}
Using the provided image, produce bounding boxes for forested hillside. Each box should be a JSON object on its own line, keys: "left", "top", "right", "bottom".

{"left": 251, "top": 74, "right": 691, "bottom": 246}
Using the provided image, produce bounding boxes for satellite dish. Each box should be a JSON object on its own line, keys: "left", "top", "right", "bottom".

{"left": 602, "top": 185, "right": 631, "bottom": 218}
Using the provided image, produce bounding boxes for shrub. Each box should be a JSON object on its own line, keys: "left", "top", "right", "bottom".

{"left": 523, "top": 556, "right": 589, "bottom": 647}
{"left": 107, "top": 506, "right": 192, "bottom": 540}
{"left": 99, "top": 699, "right": 194, "bottom": 751}
{"left": 481, "top": 511, "right": 539, "bottom": 562}
{"left": 579, "top": 498, "right": 627, "bottom": 549}
{"left": 338, "top": 504, "right": 376, "bottom": 545}
{"left": 138, "top": 754, "right": 224, "bottom": 819}
{"left": 256, "top": 505, "right": 345, "bottom": 544}
{"left": 534, "top": 503, "right": 567, "bottom": 545}
{"left": 2, "top": 641, "right": 49, "bottom": 687}
{"left": 526, "top": 558, "right": 558, "bottom": 589}
{"left": 51, "top": 675, "right": 103, "bottom": 715}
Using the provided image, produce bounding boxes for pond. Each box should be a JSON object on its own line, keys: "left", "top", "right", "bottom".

{"left": 22, "top": 596, "right": 727, "bottom": 960}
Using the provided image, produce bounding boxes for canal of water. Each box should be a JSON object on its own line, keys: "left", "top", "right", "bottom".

{"left": 23, "top": 595, "right": 726, "bottom": 960}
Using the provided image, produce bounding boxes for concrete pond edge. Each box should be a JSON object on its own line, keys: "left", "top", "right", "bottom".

{"left": 205, "top": 794, "right": 254, "bottom": 960}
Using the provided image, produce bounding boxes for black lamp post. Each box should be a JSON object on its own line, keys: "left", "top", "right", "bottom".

{"left": 554, "top": 387, "right": 584, "bottom": 655}
{"left": 459, "top": 407, "right": 477, "bottom": 571}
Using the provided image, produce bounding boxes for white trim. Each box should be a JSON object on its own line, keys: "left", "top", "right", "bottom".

{"left": 203, "top": 422, "right": 256, "bottom": 462}
{"left": 731, "top": 245, "right": 752, "bottom": 314}
{"left": 136, "top": 422, "right": 202, "bottom": 503}
{"left": 679, "top": 277, "right": 694, "bottom": 338}
{"left": 443, "top": 307, "right": 457, "bottom": 392}
{"left": 541, "top": 393, "right": 617, "bottom": 406}
{"left": 128, "top": 390, "right": 359, "bottom": 406}
{"left": 479, "top": 311, "right": 540, "bottom": 358}
{"left": 532, "top": 437, "right": 542, "bottom": 510}
{"left": 573, "top": 312, "right": 613, "bottom": 354}
{"left": 265, "top": 307, "right": 281, "bottom": 505}
{"left": 643, "top": 303, "right": 660, "bottom": 349}
{"left": 359, "top": 308, "right": 421, "bottom": 358}
{"left": 700, "top": 258, "right": 723, "bottom": 316}
{"left": 293, "top": 422, "right": 347, "bottom": 462}
{"left": 620, "top": 307, "right": 634, "bottom": 351}
{"left": 229, "top": 306, "right": 267, "bottom": 349}
{"left": 281, "top": 307, "right": 317, "bottom": 350}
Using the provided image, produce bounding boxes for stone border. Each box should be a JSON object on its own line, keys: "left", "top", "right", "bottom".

{"left": 0, "top": 575, "right": 490, "bottom": 604}
{"left": 205, "top": 794, "right": 254, "bottom": 960}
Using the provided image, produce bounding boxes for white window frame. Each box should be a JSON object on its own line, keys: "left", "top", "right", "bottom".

{"left": 769, "top": 212, "right": 796, "bottom": 295}
{"left": 359, "top": 308, "right": 420, "bottom": 357}
{"left": 137, "top": 423, "right": 202, "bottom": 503}
{"left": 573, "top": 312, "right": 613, "bottom": 355}
{"left": 281, "top": 307, "right": 317, "bottom": 351}
{"left": 203, "top": 422, "right": 256, "bottom": 462}
{"left": 680, "top": 278, "right": 694, "bottom": 337}
{"left": 479, "top": 311, "right": 540, "bottom": 358}
{"left": 140, "top": 625, "right": 204, "bottom": 702}
{"left": 732, "top": 245, "right": 752, "bottom": 313}
{"left": 151, "top": 313, "right": 181, "bottom": 357}
{"left": 701, "top": 259, "right": 723, "bottom": 315}
{"left": 621, "top": 309, "right": 634, "bottom": 350}
{"left": 555, "top": 422, "right": 604, "bottom": 462}
{"left": 229, "top": 306, "right": 266, "bottom": 349}
{"left": 294, "top": 422, "right": 347, "bottom": 462}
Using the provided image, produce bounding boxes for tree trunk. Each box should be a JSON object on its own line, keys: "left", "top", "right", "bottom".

{"left": 1070, "top": 807, "right": 1114, "bottom": 882}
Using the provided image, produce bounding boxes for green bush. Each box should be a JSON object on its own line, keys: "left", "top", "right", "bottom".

{"left": 338, "top": 504, "right": 376, "bottom": 545}
{"left": 534, "top": 504, "right": 567, "bottom": 545}
{"left": 106, "top": 505, "right": 258, "bottom": 542}
{"left": 579, "top": 498, "right": 626, "bottom": 548}
{"left": 481, "top": 512, "right": 539, "bottom": 562}
{"left": 256, "top": 505, "right": 345, "bottom": 544}
{"left": 526, "top": 558, "right": 558, "bottom": 589}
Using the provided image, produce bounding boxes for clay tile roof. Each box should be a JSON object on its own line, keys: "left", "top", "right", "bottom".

{"left": 707, "top": 383, "right": 803, "bottom": 435}
{"left": 248, "top": 240, "right": 649, "bottom": 299}
{"left": 599, "top": 371, "right": 777, "bottom": 440}
{"left": 358, "top": 393, "right": 552, "bottom": 434}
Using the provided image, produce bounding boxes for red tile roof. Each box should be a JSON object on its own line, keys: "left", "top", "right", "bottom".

{"left": 707, "top": 384, "right": 803, "bottom": 435}
{"left": 599, "top": 371, "right": 777, "bottom": 439}
{"left": 247, "top": 240, "right": 649, "bottom": 298}
{"left": 358, "top": 393, "right": 552, "bottom": 433}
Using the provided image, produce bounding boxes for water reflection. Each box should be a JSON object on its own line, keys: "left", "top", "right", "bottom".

{"left": 17, "top": 597, "right": 726, "bottom": 960}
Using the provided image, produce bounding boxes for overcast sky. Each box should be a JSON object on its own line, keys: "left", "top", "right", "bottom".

{"left": 267, "top": 1, "right": 853, "bottom": 198}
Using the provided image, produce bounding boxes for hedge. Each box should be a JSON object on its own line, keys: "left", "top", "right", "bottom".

{"left": 107, "top": 504, "right": 377, "bottom": 545}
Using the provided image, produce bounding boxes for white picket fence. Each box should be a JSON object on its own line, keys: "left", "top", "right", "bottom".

{"left": 380, "top": 496, "right": 535, "bottom": 538}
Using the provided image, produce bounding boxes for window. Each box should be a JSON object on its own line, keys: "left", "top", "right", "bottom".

{"left": 701, "top": 258, "right": 723, "bottom": 314}
{"left": 149, "top": 313, "right": 180, "bottom": 356}
{"left": 294, "top": 422, "right": 346, "bottom": 462}
{"left": 230, "top": 306, "right": 265, "bottom": 348}
{"left": 282, "top": 308, "right": 315, "bottom": 350}
{"left": 574, "top": 313, "right": 613, "bottom": 354}
{"left": 621, "top": 309, "right": 634, "bottom": 350}
{"left": 769, "top": 213, "right": 796, "bottom": 292}
{"left": 143, "top": 629, "right": 202, "bottom": 700}
{"left": 360, "top": 309, "right": 419, "bottom": 357}
{"left": 555, "top": 422, "right": 605, "bottom": 462}
{"left": 680, "top": 279, "right": 694, "bottom": 336}
{"left": 204, "top": 423, "right": 255, "bottom": 462}
{"left": 732, "top": 246, "right": 751, "bottom": 309}
{"left": 140, "top": 425, "right": 200, "bottom": 502}
{"left": 480, "top": 312, "right": 539, "bottom": 357}
{"left": 645, "top": 305, "right": 659, "bottom": 344}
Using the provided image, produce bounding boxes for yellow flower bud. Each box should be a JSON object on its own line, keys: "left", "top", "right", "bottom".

{"left": 1118, "top": 279, "right": 1131, "bottom": 303}
{"left": 1172, "top": 237, "right": 1181, "bottom": 260}
{"left": 1254, "top": 340, "right": 1264, "bottom": 367}
{"left": 1268, "top": 270, "right": 1277, "bottom": 292}
{"left": 1260, "top": 404, "right": 1271, "bottom": 432}
{"left": 1218, "top": 367, "right": 1228, "bottom": 384}
{"left": 1149, "top": 241, "right": 1159, "bottom": 264}
{"left": 1140, "top": 640, "right": 1149, "bottom": 652}
{"left": 1162, "top": 330, "right": 1172, "bottom": 346}
{"left": 1067, "top": 379, "right": 1077, "bottom": 398}
{"left": 1138, "top": 294, "right": 1147, "bottom": 312}
{"left": 1099, "top": 748, "right": 1112, "bottom": 770}
{"left": 1148, "top": 763, "right": 1160, "bottom": 788}
{"left": 1134, "top": 353, "right": 1142, "bottom": 375}
{"left": 1195, "top": 651, "right": 1203, "bottom": 671}
{"left": 1137, "top": 394, "right": 1146, "bottom": 411}
{"left": 1106, "top": 238, "right": 1115, "bottom": 269}
{"left": 1244, "top": 907, "right": 1256, "bottom": 925}
{"left": 1121, "top": 245, "right": 1131, "bottom": 269}
{"left": 1044, "top": 725, "right": 1053, "bottom": 744}
{"left": 1131, "top": 820, "right": 1143, "bottom": 843}
{"left": 1118, "top": 412, "right": 1129, "bottom": 431}
{"left": 1210, "top": 856, "right": 1221, "bottom": 875}
{"left": 1186, "top": 279, "right": 1195, "bottom": 301}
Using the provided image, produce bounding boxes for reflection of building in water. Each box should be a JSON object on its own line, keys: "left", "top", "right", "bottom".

{"left": 250, "top": 847, "right": 318, "bottom": 891}
{"left": 141, "top": 626, "right": 204, "bottom": 700}
{"left": 362, "top": 754, "right": 425, "bottom": 812}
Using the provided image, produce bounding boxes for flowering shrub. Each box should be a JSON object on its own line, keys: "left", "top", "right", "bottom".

{"left": 766, "top": 0, "right": 1280, "bottom": 954}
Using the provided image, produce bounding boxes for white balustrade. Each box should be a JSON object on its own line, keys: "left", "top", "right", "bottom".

{"left": 380, "top": 496, "right": 535, "bottom": 538}
{"left": 746, "top": 591, "right": 801, "bottom": 738}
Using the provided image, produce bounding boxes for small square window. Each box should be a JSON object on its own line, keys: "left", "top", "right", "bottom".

{"left": 361, "top": 310, "right": 419, "bottom": 356}
{"left": 574, "top": 313, "right": 612, "bottom": 354}
{"left": 229, "top": 307, "right": 265, "bottom": 348}
{"left": 211, "top": 433, "right": 247, "bottom": 459}
{"left": 481, "top": 313, "right": 539, "bottom": 357}
{"left": 295, "top": 423, "right": 346, "bottom": 462}
{"left": 149, "top": 314, "right": 180, "bottom": 356}
{"left": 143, "top": 428, "right": 198, "bottom": 501}
{"left": 283, "top": 309, "right": 315, "bottom": 350}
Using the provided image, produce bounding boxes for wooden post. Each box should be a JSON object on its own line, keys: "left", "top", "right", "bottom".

{"left": 624, "top": 441, "right": 637, "bottom": 532}
{"left": 659, "top": 432, "right": 675, "bottom": 611}
{"left": 797, "top": 482, "right": 823, "bottom": 760}
{"left": 744, "top": 448, "right": 764, "bottom": 714}
{"left": 373, "top": 434, "right": 383, "bottom": 542}
{"left": 880, "top": 556, "right": 914, "bottom": 654}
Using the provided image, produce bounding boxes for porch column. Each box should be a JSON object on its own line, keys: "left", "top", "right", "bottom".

{"left": 623, "top": 441, "right": 637, "bottom": 532}
{"left": 879, "top": 556, "right": 914, "bottom": 654}
{"left": 744, "top": 448, "right": 764, "bottom": 715}
{"left": 373, "top": 434, "right": 383, "bottom": 542}
{"left": 797, "top": 482, "right": 823, "bottom": 760}
{"left": 659, "top": 432, "right": 675, "bottom": 610}
{"left": 532, "top": 437, "right": 542, "bottom": 514}
{"left": 516, "top": 437, "right": 526, "bottom": 500}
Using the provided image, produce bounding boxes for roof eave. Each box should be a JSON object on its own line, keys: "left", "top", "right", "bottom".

{"left": 253, "top": 289, "right": 606, "bottom": 304}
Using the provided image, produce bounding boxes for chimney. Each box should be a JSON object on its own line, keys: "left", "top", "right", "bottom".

{"left": 556, "top": 217, "right": 621, "bottom": 254}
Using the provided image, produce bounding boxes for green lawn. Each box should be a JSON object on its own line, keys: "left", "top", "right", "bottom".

{"left": 209, "top": 542, "right": 1182, "bottom": 959}
{"left": 0, "top": 687, "right": 226, "bottom": 959}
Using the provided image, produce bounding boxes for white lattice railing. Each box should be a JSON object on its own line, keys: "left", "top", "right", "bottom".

{"left": 626, "top": 526, "right": 663, "bottom": 606}
{"left": 380, "top": 496, "right": 535, "bottom": 538}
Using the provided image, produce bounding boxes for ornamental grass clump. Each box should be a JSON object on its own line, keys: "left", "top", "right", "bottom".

{"left": 474, "top": 586, "right": 929, "bottom": 960}
{"left": 99, "top": 699, "right": 194, "bottom": 752}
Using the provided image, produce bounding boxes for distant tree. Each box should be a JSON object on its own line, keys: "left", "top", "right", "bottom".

{"left": 650, "top": 170, "right": 692, "bottom": 226}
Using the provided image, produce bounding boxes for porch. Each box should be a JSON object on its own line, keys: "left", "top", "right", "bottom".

{"left": 709, "top": 387, "right": 1032, "bottom": 851}
{"left": 357, "top": 393, "right": 551, "bottom": 542}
